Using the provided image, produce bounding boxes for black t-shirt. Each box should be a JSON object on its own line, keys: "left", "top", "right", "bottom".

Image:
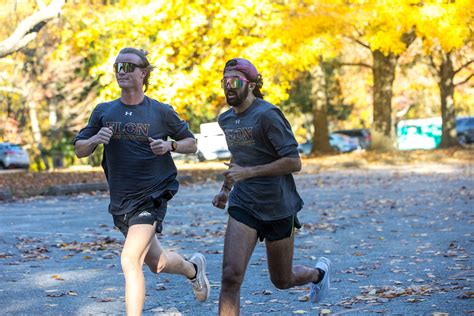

{"left": 74, "top": 96, "right": 194, "bottom": 215}
{"left": 218, "top": 98, "right": 303, "bottom": 220}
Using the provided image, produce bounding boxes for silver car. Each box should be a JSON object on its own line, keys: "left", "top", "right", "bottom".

{"left": 0, "top": 142, "right": 30, "bottom": 169}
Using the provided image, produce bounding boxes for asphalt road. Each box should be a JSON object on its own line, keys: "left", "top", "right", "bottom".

{"left": 0, "top": 164, "right": 472, "bottom": 315}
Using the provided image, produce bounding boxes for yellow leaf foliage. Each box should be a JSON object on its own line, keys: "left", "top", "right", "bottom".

{"left": 46, "top": 0, "right": 474, "bottom": 129}
{"left": 53, "top": 0, "right": 295, "bottom": 125}
{"left": 416, "top": 0, "right": 473, "bottom": 53}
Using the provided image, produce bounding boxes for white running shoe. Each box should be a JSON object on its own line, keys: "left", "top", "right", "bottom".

{"left": 189, "top": 253, "right": 210, "bottom": 302}
{"left": 310, "top": 257, "right": 331, "bottom": 303}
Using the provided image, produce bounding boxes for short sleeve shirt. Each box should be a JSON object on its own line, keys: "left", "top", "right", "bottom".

{"left": 218, "top": 98, "right": 303, "bottom": 220}
{"left": 74, "top": 96, "right": 194, "bottom": 215}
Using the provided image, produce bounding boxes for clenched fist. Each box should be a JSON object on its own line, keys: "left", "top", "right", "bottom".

{"left": 149, "top": 137, "right": 172, "bottom": 155}
{"left": 223, "top": 162, "right": 252, "bottom": 183}
{"left": 212, "top": 191, "right": 228, "bottom": 209}
{"left": 92, "top": 127, "right": 113, "bottom": 145}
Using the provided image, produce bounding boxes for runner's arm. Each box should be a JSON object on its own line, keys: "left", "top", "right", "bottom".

{"left": 247, "top": 156, "right": 301, "bottom": 177}
{"left": 219, "top": 157, "right": 235, "bottom": 193}
{"left": 223, "top": 157, "right": 301, "bottom": 183}
{"left": 173, "top": 137, "right": 197, "bottom": 154}
{"left": 74, "top": 127, "right": 113, "bottom": 158}
{"left": 74, "top": 139, "right": 98, "bottom": 158}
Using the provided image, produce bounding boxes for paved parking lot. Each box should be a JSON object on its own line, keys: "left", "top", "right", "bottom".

{"left": 0, "top": 164, "right": 472, "bottom": 315}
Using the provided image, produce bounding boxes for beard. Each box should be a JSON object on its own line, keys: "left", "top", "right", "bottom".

{"left": 226, "top": 84, "right": 250, "bottom": 107}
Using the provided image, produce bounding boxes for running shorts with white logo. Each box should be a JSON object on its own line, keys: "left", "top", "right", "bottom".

{"left": 113, "top": 199, "right": 167, "bottom": 237}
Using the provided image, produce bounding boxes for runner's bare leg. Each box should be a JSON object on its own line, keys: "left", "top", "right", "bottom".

{"left": 219, "top": 217, "right": 258, "bottom": 316}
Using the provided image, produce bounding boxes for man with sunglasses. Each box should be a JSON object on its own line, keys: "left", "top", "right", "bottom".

{"left": 74, "top": 47, "right": 210, "bottom": 315}
{"left": 212, "top": 58, "right": 331, "bottom": 315}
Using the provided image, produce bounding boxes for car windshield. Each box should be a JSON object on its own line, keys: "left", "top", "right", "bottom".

{"left": 331, "top": 134, "right": 345, "bottom": 141}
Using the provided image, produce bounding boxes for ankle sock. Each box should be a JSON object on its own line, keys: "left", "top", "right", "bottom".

{"left": 189, "top": 262, "right": 198, "bottom": 280}
{"left": 314, "top": 268, "right": 325, "bottom": 284}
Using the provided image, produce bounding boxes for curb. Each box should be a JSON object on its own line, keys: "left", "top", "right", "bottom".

{"left": 44, "top": 175, "right": 204, "bottom": 196}
{"left": 0, "top": 174, "right": 224, "bottom": 200}
{"left": 47, "top": 182, "right": 109, "bottom": 196}
{"left": 0, "top": 188, "right": 12, "bottom": 201}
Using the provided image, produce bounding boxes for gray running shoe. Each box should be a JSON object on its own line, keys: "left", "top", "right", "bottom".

{"left": 189, "top": 253, "right": 210, "bottom": 302}
{"left": 310, "top": 257, "right": 331, "bottom": 303}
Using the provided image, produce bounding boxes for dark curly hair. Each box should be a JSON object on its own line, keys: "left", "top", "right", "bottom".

{"left": 252, "top": 74, "right": 264, "bottom": 99}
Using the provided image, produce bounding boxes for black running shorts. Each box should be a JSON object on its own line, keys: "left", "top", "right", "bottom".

{"left": 113, "top": 199, "right": 167, "bottom": 237}
{"left": 228, "top": 206, "right": 301, "bottom": 242}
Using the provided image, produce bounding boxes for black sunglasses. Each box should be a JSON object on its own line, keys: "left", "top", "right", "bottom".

{"left": 113, "top": 62, "right": 145, "bottom": 73}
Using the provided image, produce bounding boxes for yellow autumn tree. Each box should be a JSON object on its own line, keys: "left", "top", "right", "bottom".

{"left": 269, "top": 0, "right": 420, "bottom": 151}
{"left": 262, "top": 1, "right": 347, "bottom": 153}
{"left": 54, "top": 0, "right": 295, "bottom": 130}
{"left": 415, "top": 0, "right": 473, "bottom": 147}
{"left": 270, "top": 0, "right": 473, "bottom": 151}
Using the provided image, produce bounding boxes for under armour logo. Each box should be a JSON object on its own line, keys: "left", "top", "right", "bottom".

{"left": 138, "top": 211, "right": 152, "bottom": 218}
{"left": 125, "top": 111, "right": 133, "bottom": 116}
{"left": 235, "top": 119, "right": 240, "bottom": 124}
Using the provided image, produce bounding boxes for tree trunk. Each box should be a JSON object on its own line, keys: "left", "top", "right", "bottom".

{"left": 438, "top": 52, "right": 458, "bottom": 148}
{"left": 371, "top": 50, "right": 398, "bottom": 151}
{"left": 310, "top": 65, "right": 334, "bottom": 154}
{"left": 28, "top": 100, "right": 49, "bottom": 170}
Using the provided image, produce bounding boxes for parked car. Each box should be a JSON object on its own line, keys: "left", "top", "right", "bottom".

{"left": 0, "top": 142, "right": 30, "bottom": 169}
{"left": 333, "top": 128, "right": 371, "bottom": 149}
{"left": 330, "top": 133, "right": 360, "bottom": 152}
{"left": 298, "top": 133, "right": 359, "bottom": 155}
{"left": 456, "top": 116, "right": 474, "bottom": 145}
{"left": 297, "top": 141, "right": 313, "bottom": 156}
{"left": 195, "top": 122, "right": 231, "bottom": 162}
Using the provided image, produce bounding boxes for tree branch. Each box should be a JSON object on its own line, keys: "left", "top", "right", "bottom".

{"left": 344, "top": 35, "right": 370, "bottom": 49}
{"left": 454, "top": 73, "right": 474, "bottom": 87}
{"left": 339, "top": 62, "right": 372, "bottom": 69}
{"left": 428, "top": 55, "right": 440, "bottom": 77}
{"left": 0, "top": 0, "right": 65, "bottom": 58}
{"left": 396, "top": 103, "right": 413, "bottom": 118}
{"left": 37, "top": 0, "right": 46, "bottom": 10}
{"left": 354, "top": 38, "right": 370, "bottom": 49}
{"left": 454, "top": 60, "right": 473, "bottom": 76}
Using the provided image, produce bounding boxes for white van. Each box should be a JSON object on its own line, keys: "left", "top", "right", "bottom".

{"left": 195, "top": 122, "right": 231, "bottom": 161}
